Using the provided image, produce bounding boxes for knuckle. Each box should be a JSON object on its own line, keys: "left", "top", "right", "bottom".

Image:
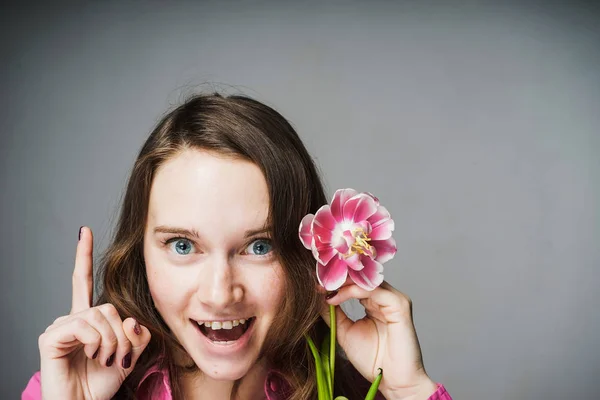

{"left": 47, "top": 314, "right": 71, "bottom": 331}
{"left": 90, "top": 325, "right": 102, "bottom": 340}
{"left": 398, "top": 295, "right": 412, "bottom": 310}
{"left": 89, "top": 308, "right": 105, "bottom": 324}
{"left": 73, "top": 317, "right": 88, "bottom": 330}
{"left": 99, "top": 303, "right": 120, "bottom": 319}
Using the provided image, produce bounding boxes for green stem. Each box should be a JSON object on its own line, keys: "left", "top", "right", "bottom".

{"left": 306, "top": 334, "right": 329, "bottom": 400}
{"left": 365, "top": 368, "right": 383, "bottom": 400}
{"left": 330, "top": 304, "right": 336, "bottom": 396}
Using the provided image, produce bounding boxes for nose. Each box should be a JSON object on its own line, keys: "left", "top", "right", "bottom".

{"left": 196, "top": 255, "right": 243, "bottom": 310}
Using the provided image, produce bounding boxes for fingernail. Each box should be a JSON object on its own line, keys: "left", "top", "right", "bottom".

{"left": 78, "top": 226, "right": 83, "bottom": 241}
{"left": 326, "top": 290, "right": 339, "bottom": 300}
{"left": 122, "top": 352, "right": 131, "bottom": 369}
{"left": 92, "top": 349, "right": 99, "bottom": 359}
{"left": 133, "top": 319, "right": 141, "bottom": 335}
{"left": 106, "top": 353, "right": 115, "bottom": 367}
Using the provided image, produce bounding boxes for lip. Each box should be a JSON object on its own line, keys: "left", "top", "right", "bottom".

{"left": 191, "top": 317, "right": 256, "bottom": 355}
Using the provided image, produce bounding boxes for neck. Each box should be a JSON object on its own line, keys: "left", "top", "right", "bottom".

{"left": 181, "top": 361, "right": 269, "bottom": 400}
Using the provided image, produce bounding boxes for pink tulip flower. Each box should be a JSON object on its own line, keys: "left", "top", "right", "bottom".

{"left": 299, "top": 188, "right": 397, "bottom": 291}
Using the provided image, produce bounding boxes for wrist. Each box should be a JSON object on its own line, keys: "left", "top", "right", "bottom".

{"left": 381, "top": 376, "right": 439, "bottom": 400}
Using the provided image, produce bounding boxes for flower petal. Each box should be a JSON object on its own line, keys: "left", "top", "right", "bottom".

{"left": 370, "top": 217, "right": 395, "bottom": 240}
{"left": 317, "top": 256, "right": 349, "bottom": 291}
{"left": 312, "top": 236, "right": 337, "bottom": 265}
{"left": 313, "top": 205, "right": 336, "bottom": 243}
{"left": 330, "top": 188, "right": 359, "bottom": 222}
{"left": 368, "top": 206, "right": 394, "bottom": 241}
{"left": 298, "top": 214, "right": 314, "bottom": 249}
{"left": 331, "top": 236, "right": 350, "bottom": 254}
{"left": 345, "top": 253, "right": 364, "bottom": 271}
{"left": 348, "top": 257, "right": 384, "bottom": 291}
{"left": 343, "top": 194, "right": 378, "bottom": 223}
{"left": 332, "top": 232, "right": 350, "bottom": 254}
{"left": 315, "top": 231, "right": 333, "bottom": 244}
{"left": 371, "top": 237, "right": 397, "bottom": 264}
{"left": 367, "top": 206, "right": 391, "bottom": 229}
{"left": 364, "top": 192, "right": 380, "bottom": 205}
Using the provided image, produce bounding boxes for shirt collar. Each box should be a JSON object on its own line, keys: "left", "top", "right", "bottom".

{"left": 136, "top": 364, "right": 290, "bottom": 400}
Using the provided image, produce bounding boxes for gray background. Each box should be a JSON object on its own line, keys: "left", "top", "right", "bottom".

{"left": 1, "top": 1, "right": 599, "bottom": 398}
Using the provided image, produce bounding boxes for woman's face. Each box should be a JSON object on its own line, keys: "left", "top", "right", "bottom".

{"left": 143, "top": 149, "right": 285, "bottom": 380}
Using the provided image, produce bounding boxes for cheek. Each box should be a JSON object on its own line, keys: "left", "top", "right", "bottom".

{"left": 254, "top": 265, "right": 286, "bottom": 310}
{"left": 145, "top": 248, "right": 188, "bottom": 318}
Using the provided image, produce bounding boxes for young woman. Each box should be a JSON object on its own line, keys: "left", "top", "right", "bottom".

{"left": 23, "top": 94, "right": 451, "bottom": 400}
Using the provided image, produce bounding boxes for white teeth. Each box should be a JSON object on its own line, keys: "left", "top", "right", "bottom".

{"left": 222, "top": 321, "right": 233, "bottom": 330}
{"left": 197, "top": 318, "right": 252, "bottom": 330}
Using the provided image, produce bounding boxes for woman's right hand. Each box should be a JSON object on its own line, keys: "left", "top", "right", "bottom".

{"left": 38, "top": 227, "right": 152, "bottom": 400}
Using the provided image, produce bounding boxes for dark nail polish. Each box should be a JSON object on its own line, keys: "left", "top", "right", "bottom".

{"left": 78, "top": 226, "right": 83, "bottom": 241}
{"left": 122, "top": 353, "right": 132, "bottom": 369}
{"left": 92, "top": 349, "right": 99, "bottom": 359}
{"left": 106, "top": 353, "right": 115, "bottom": 367}
{"left": 133, "top": 320, "right": 141, "bottom": 335}
{"left": 326, "top": 290, "right": 339, "bottom": 300}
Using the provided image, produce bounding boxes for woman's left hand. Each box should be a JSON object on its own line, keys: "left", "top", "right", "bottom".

{"left": 321, "top": 280, "right": 439, "bottom": 400}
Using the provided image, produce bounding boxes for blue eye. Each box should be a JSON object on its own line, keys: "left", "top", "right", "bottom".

{"left": 246, "top": 239, "right": 273, "bottom": 256}
{"left": 169, "top": 238, "right": 194, "bottom": 255}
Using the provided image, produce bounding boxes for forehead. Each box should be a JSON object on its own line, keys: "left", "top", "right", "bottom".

{"left": 147, "top": 149, "right": 270, "bottom": 233}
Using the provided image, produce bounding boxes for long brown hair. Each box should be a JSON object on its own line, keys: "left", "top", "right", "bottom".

{"left": 95, "top": 93, "right": 367, "bottom": 399}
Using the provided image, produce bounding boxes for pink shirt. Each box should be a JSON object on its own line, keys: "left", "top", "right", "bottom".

{"left": 22, "top": 368, "right": 452, "bottom": 399}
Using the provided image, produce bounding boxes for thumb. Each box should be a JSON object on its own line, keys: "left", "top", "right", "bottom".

{"left": 122, "top": 317, "right": 152, "bottom": 373}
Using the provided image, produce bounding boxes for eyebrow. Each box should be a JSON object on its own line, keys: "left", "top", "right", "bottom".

{"left": 153, "top": 225, "right": 272, "bottom": 239}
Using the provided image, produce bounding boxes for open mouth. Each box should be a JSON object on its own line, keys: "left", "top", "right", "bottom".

{"left": 193, "top": 317, "right": 256, "bottom": 343}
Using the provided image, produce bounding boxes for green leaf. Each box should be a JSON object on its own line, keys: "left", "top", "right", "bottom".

{"left": 330, "top": 304, "right": 336, "bottom": 397}
{"left": 306, "top": 334, "right": 330, "bottom": 400}
{"left": 365, "top": 368, "right": 383, "bottom": 400}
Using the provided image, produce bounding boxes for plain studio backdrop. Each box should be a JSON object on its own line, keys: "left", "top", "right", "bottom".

{"left": 1, "top": 1, "right": 598, "bottom": 398}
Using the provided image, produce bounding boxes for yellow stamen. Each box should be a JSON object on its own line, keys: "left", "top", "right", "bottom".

{"left": 349, "top": 228, "right": 373, "bottom": 256}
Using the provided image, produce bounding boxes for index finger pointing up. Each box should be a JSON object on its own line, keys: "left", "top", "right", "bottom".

{"left": 71, "top": 226, "right": 94, "bottom": 314}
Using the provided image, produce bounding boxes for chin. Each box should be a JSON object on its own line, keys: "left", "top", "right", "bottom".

{"left": 195, "top": 358, "right": 256, "bottom": 381}
{"left": 179, "top": 316, "right": 266, "bottom": 381}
